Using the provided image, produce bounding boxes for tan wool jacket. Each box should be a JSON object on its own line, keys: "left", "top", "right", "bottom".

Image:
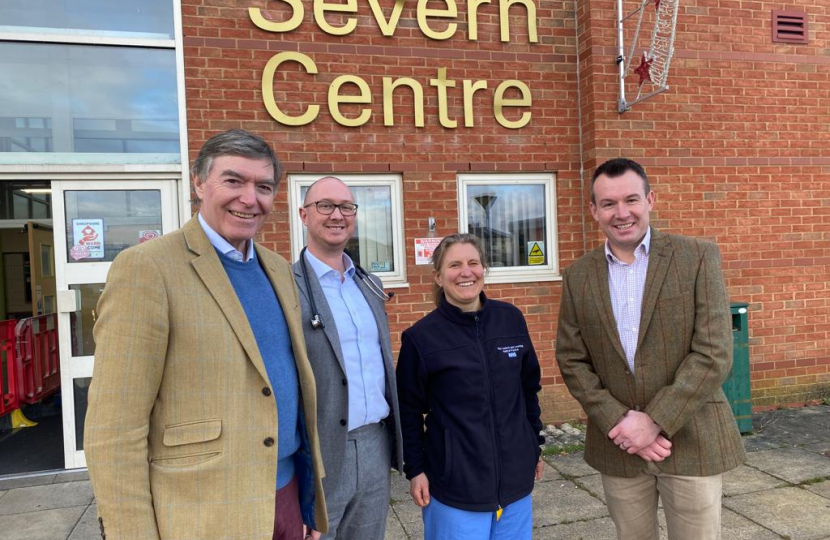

{"left": 85, "top": 217, "right": 328, "bottom": 540}
{"left": 556, "top": 229, "right": 745, "bottom": 478}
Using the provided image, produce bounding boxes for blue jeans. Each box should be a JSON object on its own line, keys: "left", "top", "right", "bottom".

{"left": 422, "top": 494, "right": 533, "bottom": 540}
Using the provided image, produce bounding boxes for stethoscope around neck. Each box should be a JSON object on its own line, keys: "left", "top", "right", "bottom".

{"left": 300, "top": 246, "right": 394, "bottom": 330}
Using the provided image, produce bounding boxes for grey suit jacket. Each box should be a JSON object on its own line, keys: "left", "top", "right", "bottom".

{"left": 556, "top": 229, "right": 745, "bottom": 477}
{"left": 293, "top": 253, "right": 403, "bottom": 494}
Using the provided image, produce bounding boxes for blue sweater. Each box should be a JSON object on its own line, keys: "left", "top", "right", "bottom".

{"left": 220, "top": 250, "right": 300, "bottom": 489}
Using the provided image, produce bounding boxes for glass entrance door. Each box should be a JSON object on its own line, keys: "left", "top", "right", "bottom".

{"left": 51, "top": 179, "right": 178, "bottom": 468}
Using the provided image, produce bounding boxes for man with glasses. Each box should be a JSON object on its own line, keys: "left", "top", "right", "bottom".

{"left": 293, "top": 176, "right": 403, "bottom": 540}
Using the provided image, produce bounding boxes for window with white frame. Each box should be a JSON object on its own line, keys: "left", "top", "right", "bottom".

{"left": 289, "top": 174, "right": 407, "bottom": 286}
{"left": 458, "top": 173, "right": 558, "bottom": 283}
{"left": 0, "top": 0, "right": 182, "bottom": 165}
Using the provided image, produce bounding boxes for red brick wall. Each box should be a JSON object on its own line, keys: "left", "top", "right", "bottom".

{"left": 182, "top": 0, "right": 829, "bottom": 422}
{"left": 579, "top": 0, "right": 830, "bottom": 410}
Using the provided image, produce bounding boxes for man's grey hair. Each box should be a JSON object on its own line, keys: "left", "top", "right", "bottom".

{"left": 191, "top": 129, "right": 281, "bottom": 183}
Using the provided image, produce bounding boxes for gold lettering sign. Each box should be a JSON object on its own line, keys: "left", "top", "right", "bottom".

{"left": 250, "top": 0, "right": 538, "bottom": 42}
{"left": 315, "top": 0, "right": 358, "bottom": 35}
{"left": 417, "top": 0, "right": 458, "bottom": 41}
{"left": 252, "top": 1, "right": 539, "bottom": 128}
{"left": 262, "top": 52, "right": 320, "bottom": 126}
{"left": 329, "top": 75, "right": 372, "bottom": 126}
{"left": 367, "top": 0, "right": 407, "bottom": 36}
{"left": 249, "top": 0, "right": 304, "bottom": 33}
{"left": 494, "top": 80, "right": 531, "bottom": 129}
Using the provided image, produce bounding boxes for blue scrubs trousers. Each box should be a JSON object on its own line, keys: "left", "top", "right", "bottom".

{"left": 422, "top": 494, "right": 533, "bottom": 540}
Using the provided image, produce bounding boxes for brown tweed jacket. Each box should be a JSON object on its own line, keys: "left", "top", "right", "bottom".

{"left": 85, "top": 217, "right": 328, "bottom": 540}
{"left": 556, "top": 229, "right": 745, "bottom": 477}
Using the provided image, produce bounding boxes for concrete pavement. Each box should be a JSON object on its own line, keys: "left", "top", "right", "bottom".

{"left": 2, "top": 405, "right": 829, "bottom": 540}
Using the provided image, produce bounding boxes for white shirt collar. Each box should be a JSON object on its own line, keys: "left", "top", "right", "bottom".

{"left": 197, "top": 213, "right": 256, "bottom": 262}
{"left": 303, "top": 248, "right": 355, "bottom": 280}
{"left": 604, "top": 227, "right": 651, "bottom": 264}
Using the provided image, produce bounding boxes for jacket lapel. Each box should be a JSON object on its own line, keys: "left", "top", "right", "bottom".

{"left": 637, "top": 230, "right": 672, "bottom": 351}
{"left": 184, "top": 218, "right": 270, "bottom": 385}
{"left": 293, "top": 253, "right": 347, "bottom": 373}
{"left": 588, "top": 248, "right": 628, "bottom": 363}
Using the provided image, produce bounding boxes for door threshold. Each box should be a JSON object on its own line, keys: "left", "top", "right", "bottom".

{"left": 0, "top": 467, "right": 89, "bottom": 489}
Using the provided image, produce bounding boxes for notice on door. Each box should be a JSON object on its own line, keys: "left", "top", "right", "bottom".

{"left": 527, "top": 241, "right": 545, "bottom": 266}
{"left": 72, "top": 219, "right": 105, "bottom": 260}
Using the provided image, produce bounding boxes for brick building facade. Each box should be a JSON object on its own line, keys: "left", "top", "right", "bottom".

{"left": 181, "top": 0, "right": 829, "bottom": 422}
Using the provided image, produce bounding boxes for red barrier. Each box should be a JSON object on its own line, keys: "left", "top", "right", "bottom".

{"left": 0, "top": 319, "right": 19, "bottom": 417}
{"left": 15, "top": 313, "right": 60, "bottom": 405}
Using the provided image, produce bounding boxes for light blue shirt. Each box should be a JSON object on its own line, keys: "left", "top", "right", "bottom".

{"left": 304, "top": 250, "right": 389, "bottom": 431}
{"left": 197, "top": 213, "right": 256, "bottom": 262}
{"left": 605, "top": 227, "right": 651, "bottom": 373}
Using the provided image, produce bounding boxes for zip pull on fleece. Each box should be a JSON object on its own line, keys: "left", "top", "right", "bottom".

{"left": 495, "top": 505, "right": 503, "bottom": 521}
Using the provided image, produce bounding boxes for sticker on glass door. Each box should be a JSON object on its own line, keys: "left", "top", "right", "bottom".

{"left": 71, "top": 219, "right": 104, "bottom": 260}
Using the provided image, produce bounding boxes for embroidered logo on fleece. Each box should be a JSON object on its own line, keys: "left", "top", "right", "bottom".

{"left": 497, "top": 344, "right": 524, "bottom": 358}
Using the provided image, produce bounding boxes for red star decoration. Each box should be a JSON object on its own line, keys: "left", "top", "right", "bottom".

{"left": 654, "top": 0, "right": 661, "bottom": 10}
{"left": 634, "top": 53, "right": 653, "bottom": 86}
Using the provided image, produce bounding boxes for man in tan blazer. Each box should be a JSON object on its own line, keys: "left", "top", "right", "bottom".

{"left": 85, "top": 130, "right": 328, "bottom": 540}
{"left": 556, "top": 158, "right": 745, "bottom": 540}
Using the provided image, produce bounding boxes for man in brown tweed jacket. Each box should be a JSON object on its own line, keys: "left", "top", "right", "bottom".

{"left": 556, "top": 158, "right": 745, "bottom": 540}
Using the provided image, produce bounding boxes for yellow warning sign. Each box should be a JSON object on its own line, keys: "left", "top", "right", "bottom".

{"left": 528, "top": 242, "right": 545, "bottom": 266}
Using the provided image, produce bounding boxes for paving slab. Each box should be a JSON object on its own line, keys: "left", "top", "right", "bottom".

{"left": 532, "top": 479, "right": 608, "bottom": 527}
{"left": 538, "top": 461, "right": 563, "bottom": 482}
{"left": 384, "top": 509, "right": 408, "bottom": 540}
{"left": 721, "top": 507, "right": 783, "bottom": 540}
{"left": 764, "top": 407, "right": 830, "bottom": 430}
{"left": 390, "top": 472, "right": 409, "bottom": 503}
{"left": 543, "top": 451, "right": 598, "bottom": 478}
{"left": 723, "top": 464, "right": 787, "bottom": 496}
{"left": 0, "top": 506, "right": 86, "bottom": 540}
{"left": 805, "top": 479, "right": 830, "bottom": 500}
{"left": 67, "top": 504, "right": 99, "bottom": 540}
{"left": 742, "top": 434, "right": 790, "bottom": 453}
{"left": 571, "top": 473, "right": 605, "bottom": 503}
{"left": 0, "top": 473, "right": 56, "bottom": 491}
{"left": 0, "top": 481, "right": 94, "bottom": 516}
{"left": 749, "top": 413, "right": 830, "bottom": 447}
{"left": 724, "top": 486, "right": 830, "bottom": 540}
{"left": 389, "top": 499, "right": 423, "bottom": 539}
{"left": 53, "top": 470, "right": 90, "bottom": 484}
{"left": 534, "top": 516, "right": 618, "bottom": 539}
{"left": 804, "top": 441, "right": 830, "bottom": 456}
{"left": 746, "top": 447, "right": 830, "bottom": 484}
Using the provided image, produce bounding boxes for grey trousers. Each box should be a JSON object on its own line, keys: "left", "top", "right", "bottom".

{"left": 321, "top": 422, "right": 392, "bottom": 540}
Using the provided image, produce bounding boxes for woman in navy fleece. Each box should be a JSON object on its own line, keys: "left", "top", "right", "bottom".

{"left": 396, "top": 233, "right": 544, "bottom": 540}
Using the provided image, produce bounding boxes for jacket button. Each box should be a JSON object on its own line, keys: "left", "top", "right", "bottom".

{"left": 340, "top": 419, "right": 347, "bottom": 426}
{"left": 262, "top": 387, "right": 272, "bottom": 396}
{"left": 264, "top": 437, "right": 275, "bottom": 447}
{"left": 341, "top": 378, "right": 347, "bottom": 386}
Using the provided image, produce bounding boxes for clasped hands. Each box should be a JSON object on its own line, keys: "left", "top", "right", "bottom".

{"left": 608, "top": 410, "right": 672, "bottom": 462}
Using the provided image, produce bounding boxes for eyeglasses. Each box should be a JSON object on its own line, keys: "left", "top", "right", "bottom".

{"left": 304, "top": 200, "right": 358, "bottom": 216}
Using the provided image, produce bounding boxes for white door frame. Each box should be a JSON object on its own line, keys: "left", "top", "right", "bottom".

{"left": 52, "top": 178, "right": 179, "bottom": 468}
